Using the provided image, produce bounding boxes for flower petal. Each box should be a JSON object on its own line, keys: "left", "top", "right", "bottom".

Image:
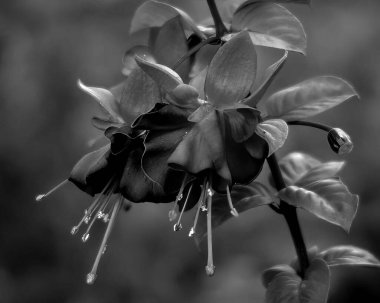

{"left": 168, "top": 110, "right": 231, "bottom": 183}
{"left": 133, "top": 103, "right": 192, "bottom": 131}
{"left": 223, "top": 106, "right": 260, "bottom": 143}
{"left": 205, "top": 31, "right": 257, "bottom": 106}
{"left": 69, "top": 145, "right": 112, "bottom": 196}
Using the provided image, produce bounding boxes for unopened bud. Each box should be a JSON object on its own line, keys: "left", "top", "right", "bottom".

{"left": 327, "top": 128, "right": 353, "bottom": 155}
{"left": 170, "top": 84, "right": 200, "bottom": 108}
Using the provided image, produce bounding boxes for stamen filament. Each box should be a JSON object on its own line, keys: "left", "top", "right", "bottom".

{"left": 86, "top": 196, "right": 122, "bottom": 285}
{"left": 205, "top": 182, "right": 215, "bottom": 277}
{"left": 169, "top": 174, "right": 189, "bottom": 222}
{"left": 189, "top": 182, "right": 206, "bottom": 237}
{"left": 226, "top": 185, "right": 239, "bottom": 217}
{"left": 174, "top": 183, "right": 193, "bottom": 232}
{"left": 35, "top": 179, "right": 69, "bottom": 202}
{"left": 71, "top": 178, "right": 115, "bottom": 235}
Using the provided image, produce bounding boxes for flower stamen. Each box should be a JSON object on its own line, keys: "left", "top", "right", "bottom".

{"left": 86, "top": 195, "right": 122, "bottom": 285}
{"left": 168, "top": 174, "right": 189, "bottom": 222}
{"left": 226, "top": 185, "right": 239, "bottom": 217}
{"left": 35, "top": 179, "right": 69, "bottom": 202}
{"left": 205, "top": 181, "right": 215, "bottom": 276}
{"left": 188, "top": 183, "right": 206, "bottom": 237}
{"left": 173, "top": 183, "right": 193, "bottom": 232}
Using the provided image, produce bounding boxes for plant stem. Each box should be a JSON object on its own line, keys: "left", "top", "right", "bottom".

{"left": 287, "top": 120, "right": 332, "bottom": 132}
{"left": 173, "top": 36, "right": 219, "bottom": 71}
{"left": 207, "top": 0, "right": 228, "bottom": 38}
{"left": 267, "top": 153, "right": 310, "bottom": 278}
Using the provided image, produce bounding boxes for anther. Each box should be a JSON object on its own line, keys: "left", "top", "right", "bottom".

{"left": 168, "top": 174, "right": 189, "bottom": 222}
{"left": 173, "top": 184, "right": 193, "bottom": 232}
{"left": 205, "top": 181, "right": 215, "bottom": 277}
{"left": 226, "top": 185, "right": 239, "bottom": 217}
{"left": 35, "top": 179, "right": 69, "bottom": 202}
{"left": 85, "top": 197, "right": 122, "bottom": 285}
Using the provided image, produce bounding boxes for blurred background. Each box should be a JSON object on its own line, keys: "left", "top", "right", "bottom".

{"left": 1, "top": 0, "right": 380, "bottom": 302}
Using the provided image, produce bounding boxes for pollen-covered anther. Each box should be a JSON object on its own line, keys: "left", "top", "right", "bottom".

{"left": 173, "top": 183, "right": 193, "bottom": 232}
{"left": 205, "top": 264, "right": 215, "bottom": 277}
{"left": 226, "top": 185, "right": 239, "bottom": 217}
{"left": 35, "top": 179, "right": 69, "bottom": 202}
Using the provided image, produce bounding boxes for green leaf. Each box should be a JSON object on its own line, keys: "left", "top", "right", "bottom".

{"left": 318, "top": 246, "right": 380, "bottom": 268}
{"left": 278, "top": 152, "right": 321, "bottom": 185}
{"left": 296, "top": 161, "right": 345, "bottom": 187}
{"left": 135, "top": 56, "right": 183, "bottom": 93}
{"left": 130, "top": 0, "right": 205, "bottom": 38}
{"left": 194, "top": 183, "right": 273, "bottom": 244}
{"left": 299, "top": 259, "right": 330, "bottom": 303}
{"left": 122, "top": 45, "right": 154, "bottom": 76}
{"left": 265, "top": 259, "right": 330, "bottom": 303}
{"left": 77, "top": 80, "right": 123, "bottom": 123}
{"left": 244, "top": 51, "right": 288, "bottom": 107}
{"left": 262, "top": 264, "right": 296, "bottom": 288}
{"left": 217, "top": 0, "right": 310, "bottom": 23}
{"left": 278, "top": 178, "right": 359, "bottom": 232}
{"left": 231, "top": 3, "right": 306, "bottom": 54}
{"left": 205, "top": 31, "right": 257, "bottom": 106}
{"left": 265, "top": 76, "right": 359, "bottom": 121}
{"left": 255, "top": 119, "right": 288, "bottom": 155}
{"left": 118, "top": 66, "right": 161, "bottom": 123}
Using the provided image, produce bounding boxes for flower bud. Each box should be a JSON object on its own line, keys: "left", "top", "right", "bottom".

{"left": 170, "top": 84, "right": 200, "bottom": 108}
{"left": 327, "top": 128, "right": 353, "bottom": 155}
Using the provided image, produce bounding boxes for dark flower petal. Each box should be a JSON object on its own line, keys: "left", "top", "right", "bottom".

{"left": 223, "top": 107, "right": 260, "bottom": 143}
{"left": 225, "top": 132, "right": 267, "bottom": 185}
{"left": 142, "top": 127, "right": 191, "bottom": 193}
{"left": 244, "top": 133, "right": 269, "bottom": 160}
{"left": 119, "top": 141, "right": 175, "bottom": 203}
{"left": 168, "top": 110, "right": 231, "bottom": 183}
{"left": 69, "top": 145, "right": 113, "bottom": 196}
{"left": 133, "top": 103, "right": 192, "bottom": 130}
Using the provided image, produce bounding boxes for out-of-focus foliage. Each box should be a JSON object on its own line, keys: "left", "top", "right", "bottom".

{"left": 1, "top": 0, "right": 380, "bottom": 302}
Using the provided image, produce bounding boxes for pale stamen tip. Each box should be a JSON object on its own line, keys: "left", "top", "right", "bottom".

{"left": 205, "top": 265, "right": 215, "bottom": 277}
{"left": 71, "top": 226, "right": 79, "bottom": 235}
{"left": 35, "top": 194, "right": 45, "bottom": 202}
{"left": 86, "top": 272, "right": 97, "bottom": 285}
{"left": 173, "top": 223, "right": 182, "bottom": 232}
{"left": 188, "top": 227, "right": 195, "bottom": 238}
{"left": 82, "top": 233, "right": 90, "bottom": 242}
{"left": 230, "top": 208, "right": 239, "bottom": 217}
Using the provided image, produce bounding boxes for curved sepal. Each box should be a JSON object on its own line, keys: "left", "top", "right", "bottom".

{"left": 205, "top": 31, "right": 257, "bottom": 106}
{"left": 122, "top": 45, "right": 155, "bottom": 76}
{"left": 243, "top": 51, "right": 288, "bottom": 107}
{"left": 78, "top": 80, "right": 123, "bottom": 123}
{"left": 135, "top": 56, "right": 183, "bottom": 94}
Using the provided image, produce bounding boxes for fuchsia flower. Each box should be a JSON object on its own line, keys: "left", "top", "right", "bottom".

{"left": 133, "top": 31, "right": 288, "bottom": 274}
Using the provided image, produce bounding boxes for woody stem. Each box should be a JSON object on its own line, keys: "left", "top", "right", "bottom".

{"left": 207, "top": 0, "right": 228, "bottom": 38}
{"left": 267, "top": 153, "right": 310, "bottom": 278}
